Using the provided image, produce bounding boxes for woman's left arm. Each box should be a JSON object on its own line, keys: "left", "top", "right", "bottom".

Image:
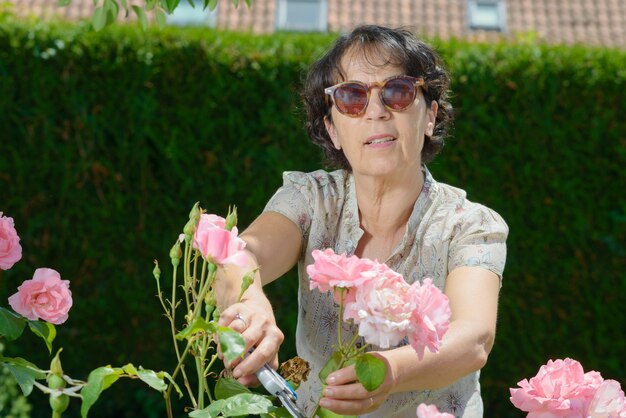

{"left": 319, "top": 265, "right": 500, "bottom": 415}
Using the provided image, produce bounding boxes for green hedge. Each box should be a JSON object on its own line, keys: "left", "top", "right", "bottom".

{"left": 0, "top": 14, "right": 625, "bottom": 417}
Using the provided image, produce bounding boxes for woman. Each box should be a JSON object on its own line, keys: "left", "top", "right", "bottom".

{"left": 216, "top": 25, "right": 508, "bottom": 417}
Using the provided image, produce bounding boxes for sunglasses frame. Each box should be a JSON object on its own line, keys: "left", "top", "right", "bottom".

{"left": 324, "top": 75, "right": 426, "bottom": 117}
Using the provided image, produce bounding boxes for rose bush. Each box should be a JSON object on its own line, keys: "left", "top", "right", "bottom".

{"left": 0, "top": 205, "right": 291, "bottom": 418}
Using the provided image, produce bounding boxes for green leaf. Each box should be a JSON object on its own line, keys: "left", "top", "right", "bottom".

{"left": 131, "top": 5, "right": 148, "bottom": 30}
{"left": 145, "top": 0, "right": 157, "bottom": 11}
{"left": 122, "top": 363, "right": 138, "bottom": 375}
{"left": 80, "top": 366, "right": 123, "bottom": 417}
{"left": 231, "top": 0, "right": 239, "bottom": 8}
{"left": 189, "top": 393, "right": 274, "bottom": 417}
{"left": 189, "top": 399, "right": 225, "bottom": 418}
{"left": 217, "top": 326, "right": 245, "bottom": 365}
{"left": 161, "top": 371, "right": 183, "bottom": 398}
{"left": 214, "top": 377, "right": 251, "bottom": 400}
{"left": 318, "top": 351, "right": 343, "bottom": 383}
{"left": 260, "top": 408, "right": 292, "bottom": 418}
{"left": 103, "top": 0, "right": 119, "bottom": 25}
{"left": 0, "top": 307, "right": 26, "bottom": 340}
{"left": 27, "top": 320, "right": 56, "bottom": 353}
{"left": 355, "top": 353, "right": 386, "bottom": 392}
{"left": 175, "top": 316, "right": 217, "bottom": 341}
{"left": 92, "top": 6, "right": 106, "bottom": 30}
{"left": 207, "top": 0, "right": 218, "bottom": 10}
{"left": 155, "top": 9, "right": 166, "bottom": 28}
{"left": 0, "top": 356, "right": 46, "bottom": 396}
{"left": 137, "top": 368, "right": 167, "bottom": 391}
{"left": 57, "top": 0, "right": 71, "bottom": 6}
{"left": 244, "top": 0, "right": 251, "bottom": 7}
{"left": 163, "top": 0, "right": 178, "bottom": 13}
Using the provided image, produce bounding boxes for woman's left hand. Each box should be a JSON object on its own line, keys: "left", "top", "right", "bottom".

{"left": 318, "top": 352, "right": 395, "bottom": 415}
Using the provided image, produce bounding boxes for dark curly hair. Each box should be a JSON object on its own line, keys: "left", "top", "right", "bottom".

{"left": 302, "top": 25, "right": 453, "bottom": 170}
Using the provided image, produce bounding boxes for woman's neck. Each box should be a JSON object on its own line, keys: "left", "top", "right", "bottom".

{"left": 353, "top": 167, "right": 424, "bottom": 237}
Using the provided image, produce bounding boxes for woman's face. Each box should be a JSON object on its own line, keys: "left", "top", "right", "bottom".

{"left": 324, "top": 51, "right": 437, "bottom": 179}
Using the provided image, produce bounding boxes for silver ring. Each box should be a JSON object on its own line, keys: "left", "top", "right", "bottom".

{"left": 234, "top": 313, "right": 248, "bottom": 328}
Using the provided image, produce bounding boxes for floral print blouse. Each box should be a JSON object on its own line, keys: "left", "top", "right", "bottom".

{"left": 263, "top": 166, "right": 508, "bottom": 418}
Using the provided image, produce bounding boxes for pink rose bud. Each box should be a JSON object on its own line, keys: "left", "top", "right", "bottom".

{"left": 0, "top": 212, "right": 23, "bottom": 270}
{"left": 8, "top": 268, "right": 73, "bottom": 325}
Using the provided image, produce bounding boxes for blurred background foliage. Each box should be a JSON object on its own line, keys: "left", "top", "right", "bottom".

{"left": 0, "top": 13, "right": 625, "bottom": 417}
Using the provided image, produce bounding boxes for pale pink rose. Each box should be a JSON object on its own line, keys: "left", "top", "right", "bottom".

{"left": 8, "top": 268, "right": 72, "bottom": 324}
{"left": 407, "top": 278, "right": 451, "bottom": 360}
{"left": 416, "top": 403, "right": 454, "bottom": 418}
{"left": 586, "top": 379, "right": 626, "bottom": 418}
{"left": 193, "top": 214, "right": 247, "bottom": 267}
{"left": 510, "top": 358, "right": 604, "bottom": 418}
{"left": 343, "top": 265, "right": 413, "bottom": 348}
{"left": 306, "top": 249, "right": 378, "bottom": 296}
{"left": 0, "top": 212, "right": 22, "bottom": 270}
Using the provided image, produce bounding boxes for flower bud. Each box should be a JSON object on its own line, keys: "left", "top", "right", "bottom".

{"left": 183, "top": 217, "right": 197, "bottom": 238}
{"left": 169, "top": 241, "right": 182, "bottom": 267}
{"left": 152, "top": 260, "right": 161, "bottom": 281}
{"left": 225, "top": 206, "right": 238, "bottom": 231}
{"left": 50, "top": 348, "right": 64, "bottom": 378}
{"left": 188, "top": 202, "right": 200, "bottom": 220}
{"left": 48, "top": 349, "right": 70, "bottom": 414}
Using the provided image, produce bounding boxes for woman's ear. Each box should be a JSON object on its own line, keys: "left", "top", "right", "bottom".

{"left": 324, "top": 116, "right": 342, "bottom": 150}
{"left": 425, "top": 101, "right": 439, "bottom": 137}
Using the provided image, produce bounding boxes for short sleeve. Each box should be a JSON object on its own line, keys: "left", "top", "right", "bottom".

{"left": 263, "top": 171, "right": 314, "bottom": 240}
{"left": 447, "top": 205, "right": 509, "bottom": 281}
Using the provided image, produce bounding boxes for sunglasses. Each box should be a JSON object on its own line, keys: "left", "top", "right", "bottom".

{"left": 324, "top": 75, "right": 426, "bottom": 117}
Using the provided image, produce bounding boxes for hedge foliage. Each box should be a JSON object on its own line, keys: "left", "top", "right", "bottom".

{"left": 0, "top": 14, "right": 625, "bottom": 417}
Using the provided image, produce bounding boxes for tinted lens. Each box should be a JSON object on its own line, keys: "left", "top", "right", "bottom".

{"left": 381, "top": 78, "right": 416, "bottom": 111}
{"left": 334, "top": 83, "right": 368, "bottom": 115}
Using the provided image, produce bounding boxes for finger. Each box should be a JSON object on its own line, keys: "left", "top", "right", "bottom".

{"left": 218, "top": 303, "right": 245, "bottom": 328}
{"left": 232, "top": 329, "right": 283, "bottom": 379}
{"left": 325, "top": 363, "right": 357, "bottom": 385}
{"left": 224, "top": 322, "right": 263, "bottom": 368}
{"left": 236, "top": 374, "right": 261, "bottom": 387}
{"left": 323, "top": 382, "right": 372, "bottom": 400}
{"left": 319, "top": 394, "right": 381, "bottom": 415}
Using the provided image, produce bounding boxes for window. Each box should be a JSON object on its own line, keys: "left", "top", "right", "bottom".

{"left": 166, "top": 0, "right": 217, "bottom": 27}
{"left": 276, "top": 0, "right": 327, "bottom": 32}
{"left": 467, "top": 0, "right": 506, "bottom": 32}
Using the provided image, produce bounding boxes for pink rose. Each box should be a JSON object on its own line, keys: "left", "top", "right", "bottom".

{"left": 416, "top": 403, "right": 454, "bottom": 418}
{"left": 407, "top": 278, "right": 451, "bottom": 360}
{"left": 343, "top": 265, "right": 413, "bottom": 348}
{"left": 510, "top": 358, "right": 604, "bottom": 417}
{"left": 193, "top": 214, "right": 247, "bottom": 267}
{"left": 0, "top": 212, "right": 22, "bottom": 270}
{"left": 306, "top": 249, "right": 378, "bottom": 298}
{"left": 8, "top": 268, "right": 72, "bottom": 324}
{"left": 586, "top": 379, "right": 626, "bottom": 418}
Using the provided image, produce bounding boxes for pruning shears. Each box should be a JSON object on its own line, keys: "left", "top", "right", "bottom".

{"left": 253, "top": 357, "right": 307, "bottom": 418}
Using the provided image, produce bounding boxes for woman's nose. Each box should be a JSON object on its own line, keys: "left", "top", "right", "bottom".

{"left": 365, "top": 90, "right": 391, "bottom": 120}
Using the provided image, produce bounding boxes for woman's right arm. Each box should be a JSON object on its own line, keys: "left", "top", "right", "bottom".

{"left": 214, "top": 211, "right": 303, "bottom": 386}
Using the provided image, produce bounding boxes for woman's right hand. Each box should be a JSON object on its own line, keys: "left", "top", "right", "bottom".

{"left": 217, "top": 294, "right": 285, "bottom": 386}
